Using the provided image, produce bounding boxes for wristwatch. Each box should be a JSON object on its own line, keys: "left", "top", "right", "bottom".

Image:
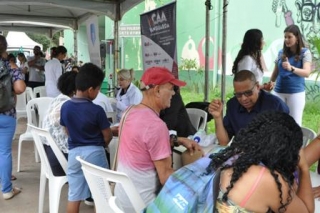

{"left": 169, "top": 130, "right": 179, "bottom": 147}
{"left": 291, "top": 66, "right": 295, "bottom": 72}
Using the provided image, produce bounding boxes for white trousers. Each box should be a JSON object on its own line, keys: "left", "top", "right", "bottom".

{"left": 272, "top": 91, "right": 305, "bottom": 126}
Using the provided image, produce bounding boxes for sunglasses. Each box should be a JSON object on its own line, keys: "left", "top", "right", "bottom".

{"left": 234, "top": 84, "right": 256, "bottom": 98}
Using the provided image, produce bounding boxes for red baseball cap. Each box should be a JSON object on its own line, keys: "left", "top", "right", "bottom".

{"left": 141, "top": 67, "right": 186, "bottom": 90}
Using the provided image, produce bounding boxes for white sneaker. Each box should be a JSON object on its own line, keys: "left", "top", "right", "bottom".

{"left": 3, "top": 187, "right": 21, "bottom": 200}
{"left": 84, "top": 197, "right": 94, "bottom": 206}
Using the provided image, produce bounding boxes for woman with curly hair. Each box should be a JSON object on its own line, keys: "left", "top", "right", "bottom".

{"left": 232, "top": 29, "right": 266, "bottom": 87}
{"left": 209, "top": 111, "right": 314, "bottom": 213}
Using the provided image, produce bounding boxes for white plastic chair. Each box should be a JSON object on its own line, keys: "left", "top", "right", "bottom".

{"left": 301, "top": 126, "right": 317, "bottom": 147}
{"left": 17, "top": 97, "right": 54, "bottom": 172}
{"left": 186, "top": 108, "right": 208, "bottom": 130}
{"left": 29, "top": 125, "right": 68, "bottom": 213}
{"left": 33, "top": 86, "right": 47, "bottom": 97}
{"left": 26, "top": 86, "right": 34, "bottom": 101}
{"left": 76, "top": 156, "right": 145, "bottom": 213}
{"left": 106, "top": 111, "right": 117, "bottom": 124}
{"left": 15, "top": 90, "right": 28, "bottom": 121}
{"left": 109, "top": 196, "right": 124, "bottom": 213}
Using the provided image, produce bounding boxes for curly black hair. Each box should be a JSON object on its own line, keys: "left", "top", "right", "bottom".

{"left": 232, "top": 29, "right": 264, "bottom": 75}
{"left": 208, "top": 111, "right": 302, "bottom": 213}
{"left": 57, "top": 71, "right": 77, "bottom": 97}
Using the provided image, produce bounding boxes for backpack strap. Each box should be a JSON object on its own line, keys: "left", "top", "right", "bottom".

{"left": 239, "top": 167, "right": 266, "bottom": 207}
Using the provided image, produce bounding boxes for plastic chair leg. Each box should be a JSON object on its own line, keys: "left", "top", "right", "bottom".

{"left": 17, "top": 138, "right": 23, "bottom": 172}
{"left": 34, "top": 142, "right": 40, "bottom": 163}
{"left": 48, "top": 177, "right": 67, "bottom": 213}
{"left": 38, "top": 171, "right": 47, "bottom": 213}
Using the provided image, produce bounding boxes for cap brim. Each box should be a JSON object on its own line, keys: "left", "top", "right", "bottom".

{"left": 169, "top": 78, "right": 186, "bottom": 87}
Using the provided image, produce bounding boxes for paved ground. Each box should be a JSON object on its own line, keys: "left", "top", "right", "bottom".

{"left": 0, "top": 118, "right": 94, "bottom": 213}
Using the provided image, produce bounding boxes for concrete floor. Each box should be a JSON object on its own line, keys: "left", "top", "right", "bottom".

{"left": 0, "top": 118, "right": 94, "bottom": 213}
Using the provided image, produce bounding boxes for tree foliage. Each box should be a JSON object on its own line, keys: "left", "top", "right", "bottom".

{"left": 26, "top": 31, "right": 61, "bottom": 52}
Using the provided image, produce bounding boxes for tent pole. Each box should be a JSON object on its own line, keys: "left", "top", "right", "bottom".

{"left": 221, "top": 0, "right": 228, "bottom": 115}
{"left": 204, "top": 0, "right": 213, "bottom": 102}
{"left": 113, "top": 2, "right": 120, "bottom": 94}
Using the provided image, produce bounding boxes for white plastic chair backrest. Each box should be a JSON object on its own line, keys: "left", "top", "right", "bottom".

{"left": 29, "top": 124, "right": 55, "bottom": 178}
{"left": 33, "top": 86, "right": 47, "bottom": 97}
{"left": 109, "top": 196, "right": 124, "bottom": 213}
{"left": 301, "top": 126, "right": 317, "bottom": 147}
{"left": 76, "top": 156, "right": 145, "bottom": 213}
{"left": 28, "top": 124, "right": 68, "bottom": 174}
{"left": 26, "top": 86, "right": 34, "bottom": 101}
{"left": 16, "top": 90, "right": 27, "bottom": 111}
{"left": 26, "top": 97, "right": 53, "bottom": 129}
{"left": 186, "top": 108, "right": 208, "bottom": 130}
{"left": 106, "top": 111, "right": 117, "bottom": 124}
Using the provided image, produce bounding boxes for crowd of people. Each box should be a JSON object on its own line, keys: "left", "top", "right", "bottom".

{"left": 0, "top": 23, "right": 319, "bottom": 213}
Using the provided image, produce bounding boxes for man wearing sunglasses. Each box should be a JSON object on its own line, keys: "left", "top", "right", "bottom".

{"left": 208, "top": 70, "right": 289, "bottom": 146}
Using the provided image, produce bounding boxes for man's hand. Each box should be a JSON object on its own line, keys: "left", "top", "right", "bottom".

{"left": 208, "top": 99, "right": 223, "bottom": 119}
{"left": 178, "top": 137, "right": 203, "bottom": 156}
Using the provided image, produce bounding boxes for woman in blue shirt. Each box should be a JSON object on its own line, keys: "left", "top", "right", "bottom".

{"left": 269, "top": 25, "right": 312, "bottom": 126}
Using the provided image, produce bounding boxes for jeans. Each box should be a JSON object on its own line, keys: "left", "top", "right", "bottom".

{"left": 0, "top": 115, "right": 16, "bottom": 193}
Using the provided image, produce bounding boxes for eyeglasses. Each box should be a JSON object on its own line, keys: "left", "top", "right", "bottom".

{"left": 234, "top": 84, "right": 256, "bottom": 98}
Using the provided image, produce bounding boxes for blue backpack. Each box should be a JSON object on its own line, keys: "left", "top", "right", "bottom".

{"left": 143, "top": 157, "right": 220, "bottom": 213}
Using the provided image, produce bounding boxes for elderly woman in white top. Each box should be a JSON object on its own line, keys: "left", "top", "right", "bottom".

{"left": 115, "top": 68, "right": 142, "bottom": 122}
{"left": 42, "top": 71, "right": 77, "bottom": 176}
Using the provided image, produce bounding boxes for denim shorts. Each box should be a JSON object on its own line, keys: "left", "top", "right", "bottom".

{"left": 67, "top": 145, "right": 108, "bottom": 201}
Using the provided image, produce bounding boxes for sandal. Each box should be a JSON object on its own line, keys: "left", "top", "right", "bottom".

{"left": 11, "top": 175, "right": 17, "bottom": 181}
{"left": 3, "top": 187, "right": 22, "bottom": 200}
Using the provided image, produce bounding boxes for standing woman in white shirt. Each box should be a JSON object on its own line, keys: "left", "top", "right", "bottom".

{"left": 45, "top": 46, "right": 67, "bottom": 97}
{"left": 116, "top": 68, "right": 142, "bottom": 122}
{"left": 232, "top": 29, "right": 266, "bottom": 88}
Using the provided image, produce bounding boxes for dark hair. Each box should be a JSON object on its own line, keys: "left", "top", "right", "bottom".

{"left": 71, "top": 65, "right": 80, "bottom": 72}
{"left": 76, "top": 63, "right": 105, "bottom": 91}
{"left": 7, "top": 53, "right": 16, "bottom": 63}
{"left": 17, "top": 52, "right": 27, "bottom": 61}
{"left": 50, "top": 47, "right": 57, "bottom": 57}
{"left": 232, "top": 29, "right": 264, "bottom": 74}
{"left": 233, "top": 70, "right": 256, "bottom": 83}
{"left": 208, "top": 111, "right": 302, "bottom": 212}
{"left": 54, "top": 46, "right": 67, "bottom": 57}
{"left": 0, "top": 35, "right": 8, "bottom": 54}
{"left": 57, "top": 71, "right": 77, "bottom": 96}
{"left": 282, "top": 25, "right": 305, "bottom": 61}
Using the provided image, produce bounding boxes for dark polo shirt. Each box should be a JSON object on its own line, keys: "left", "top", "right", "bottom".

{"left": 223, "top": 90, "right": 289, "bottom": 139}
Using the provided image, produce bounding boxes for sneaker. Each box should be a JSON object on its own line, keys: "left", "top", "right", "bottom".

{"left": 84, "top": 197, "right": 94, "bottom": 206}
{"left": 3, "top": 187, "right": 21, "bottom": 200}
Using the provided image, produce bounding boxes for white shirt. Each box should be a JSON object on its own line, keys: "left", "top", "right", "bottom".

{"left": 237, "top": 55, "right": 263, "bottom": 84}
{"left": 115, "top": 83, "right": 142, "bottom": 122}
{"left": 45, "top": 58, "right": 63, "bottom": 97}
{"left": 42, "top": 94, "right": 70, "bottom": 153}
{"left": 27, "top": 56, "right": 46, "bottom": 82}
{"left": 93, "top": 92, "right": 113, "bottom": 113}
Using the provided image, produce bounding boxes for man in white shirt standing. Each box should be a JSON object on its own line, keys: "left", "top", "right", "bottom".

{"left": 45, "top": 46, "right": 67, "bottom": 97}
{"left": 27, "top": 45, "right": 46, "bottom": 89}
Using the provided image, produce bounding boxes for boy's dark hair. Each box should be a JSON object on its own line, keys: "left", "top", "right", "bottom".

{"left": 57, "top": 71, "right": 77, "bottom": 96}
{"left": 76, "top": 63, "right": 105, "bottom": 91}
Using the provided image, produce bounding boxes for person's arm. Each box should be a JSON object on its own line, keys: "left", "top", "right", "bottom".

{"left": 281, "top": 149, "right": 314, "bottom": 213}
{"left": 176, "top": 137, "right": 203, "bottom": 156}
{"left": 13, "top": 80, "right": 26, "bottom": 95}
{"left": 304, "top": 135, "right": 320, "bottom": 167}
{"left": 101, "top": 128, "right": 113, "bottom": 147}
{"left": 208, "top": 99, "right": 230, "bottom": 145}
{"left": 154, "top": 157, "right": 174, "bottom": 185}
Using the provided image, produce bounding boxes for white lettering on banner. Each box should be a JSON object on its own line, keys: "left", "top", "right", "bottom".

{"left": 151, "top": 11, "right": 167, "bottom": 25}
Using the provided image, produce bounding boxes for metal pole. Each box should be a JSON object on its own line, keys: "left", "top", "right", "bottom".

{"left": 113, "top": 2, "right": 120, "bottom": 92}
{"left": 221, "top": 0, "right": 228, "bottom": 114}
{"left": 204, "top": 0, "right": 213, "bottom": 102}
{"left": 73, "top": 30, "right": 78, "bottom": 65}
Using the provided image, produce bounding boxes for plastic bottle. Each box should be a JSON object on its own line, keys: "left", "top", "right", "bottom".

{"left": 193, "top": 129, "right": 206, "bottom": 144}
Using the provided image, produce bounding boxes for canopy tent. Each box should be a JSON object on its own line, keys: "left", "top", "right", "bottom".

{"left": 6, "top": 31, "right": 42, "bottom": 50}
{"left": 0, "top": 0, "right": 144, "bottom": 36}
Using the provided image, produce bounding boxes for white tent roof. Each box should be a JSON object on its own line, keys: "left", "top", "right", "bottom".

{"left": 0, "top": 0, "right": 144, "bottom": 36}
{"left": 6, "top": 31, "right": 42, "bottom": 50}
